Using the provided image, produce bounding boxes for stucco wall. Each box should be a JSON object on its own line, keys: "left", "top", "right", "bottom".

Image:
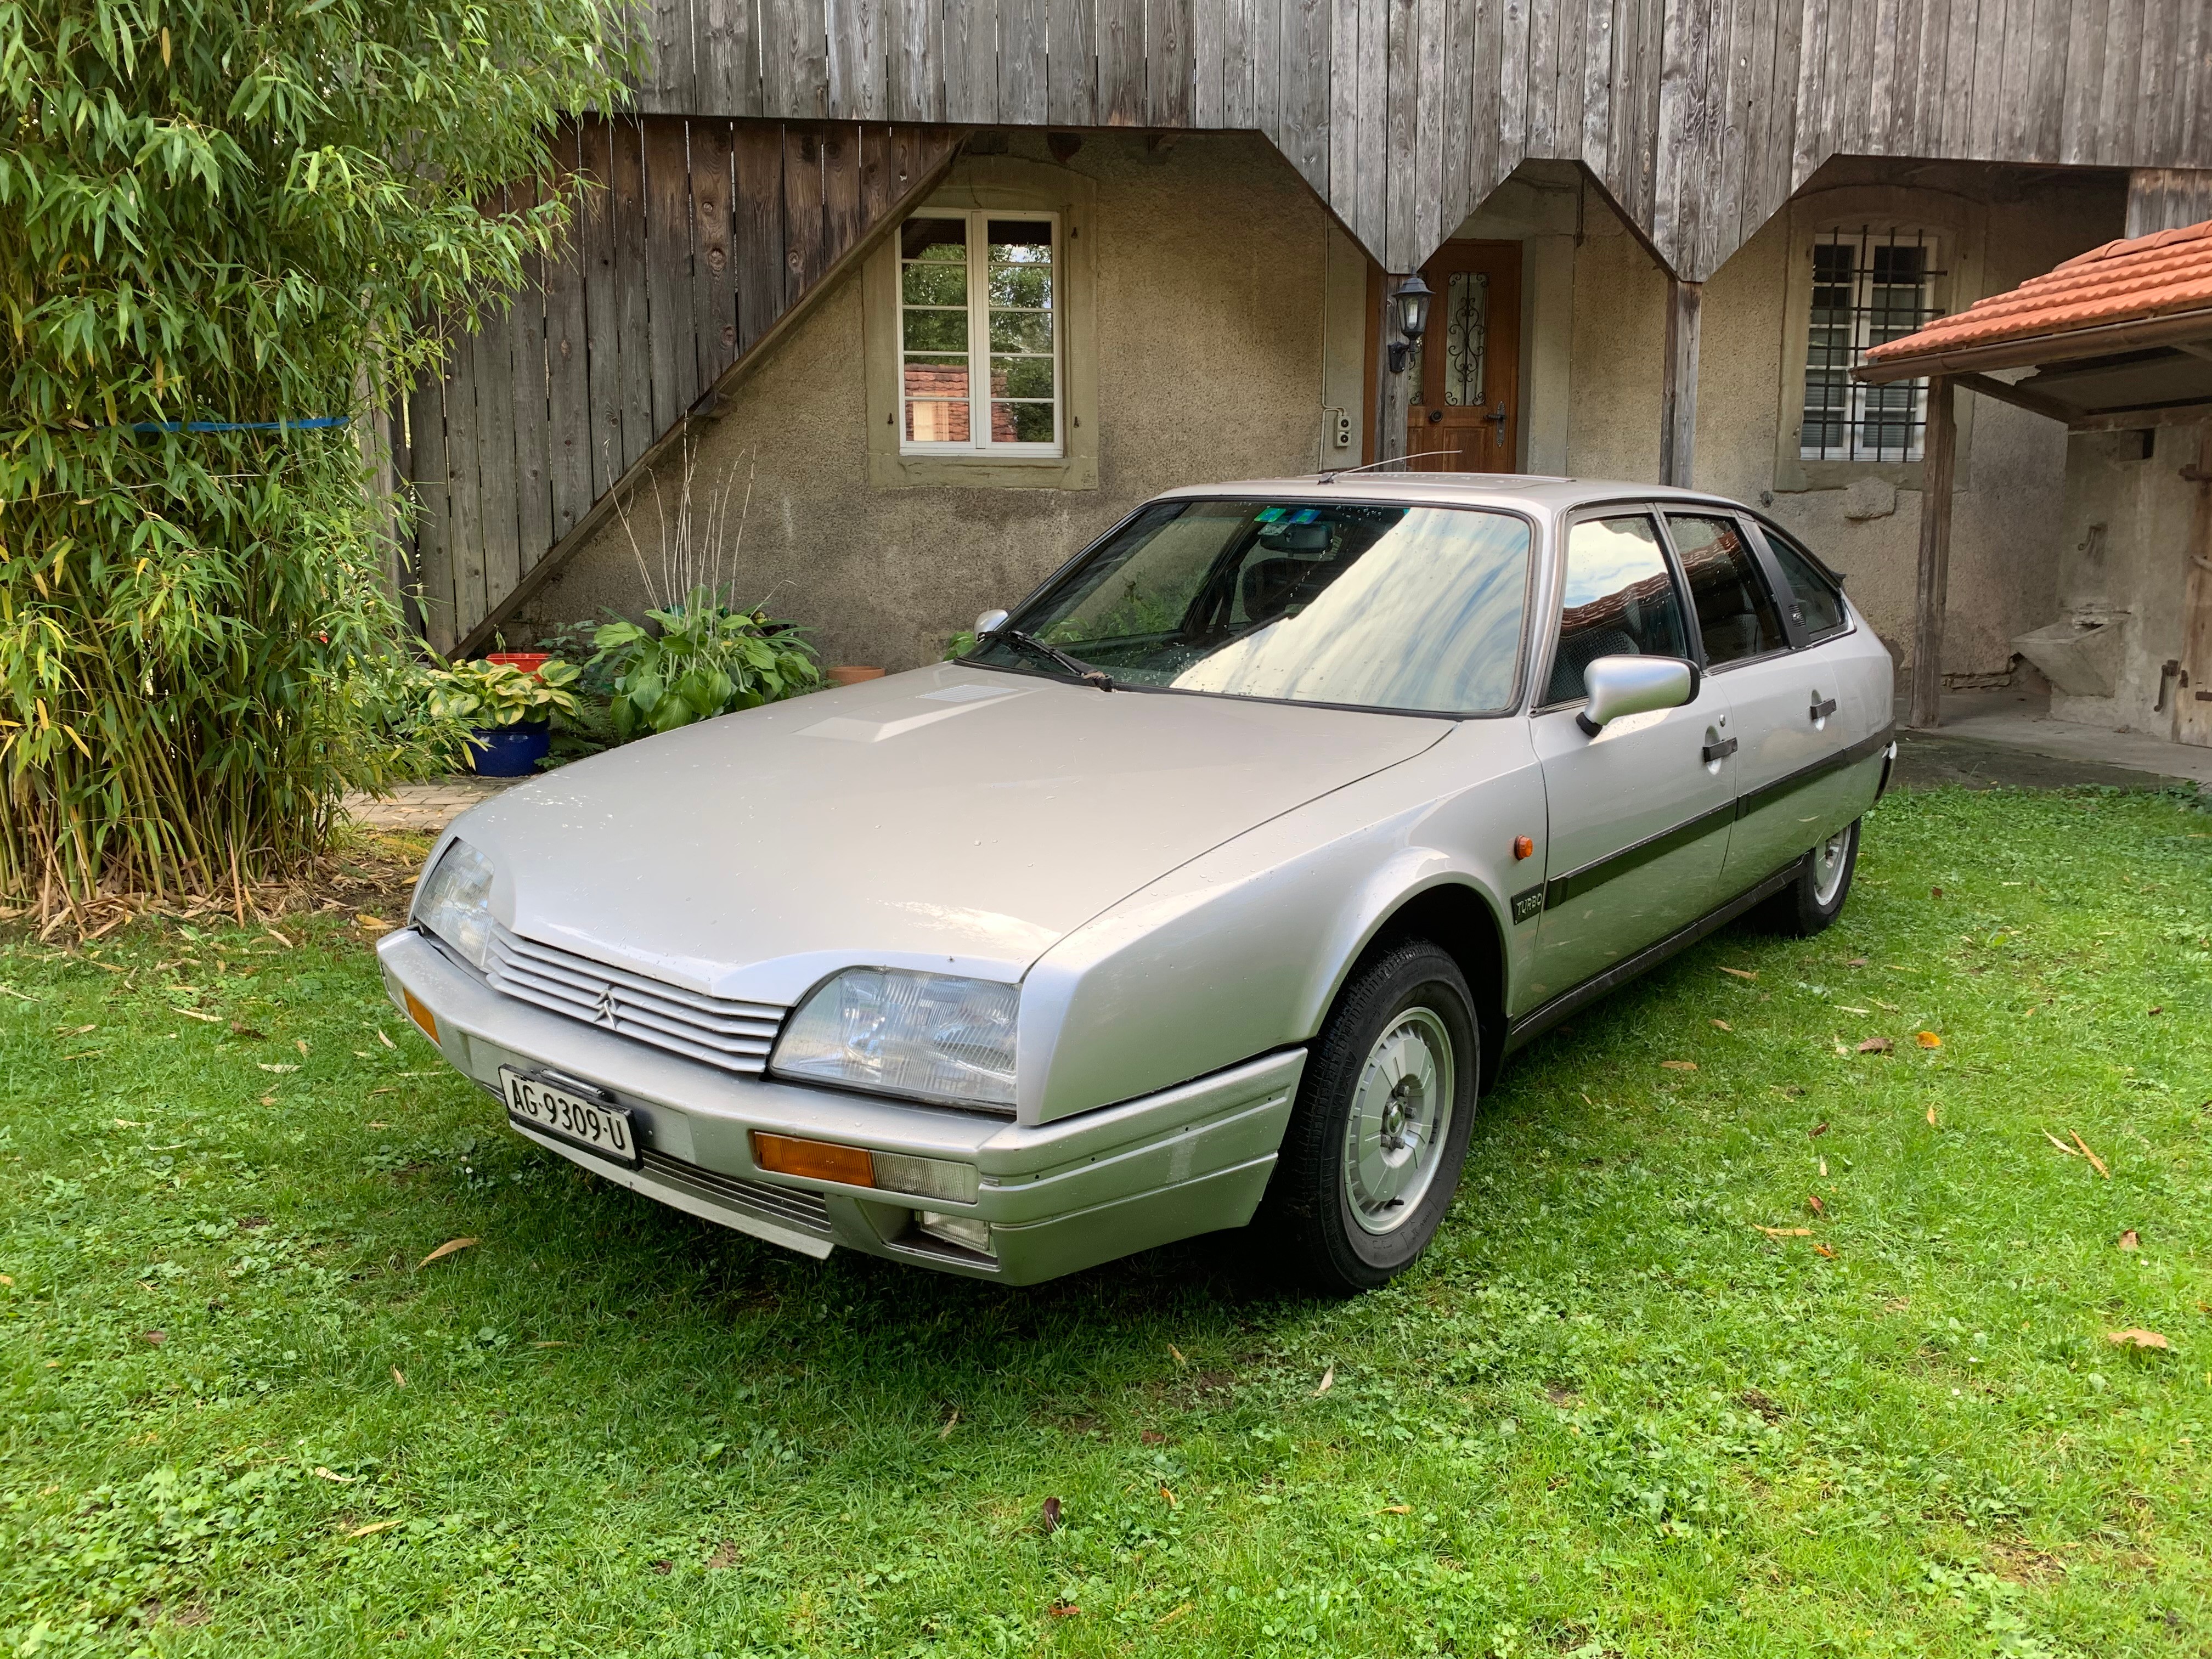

{"left": 1563, "top": 164, "right": 2127, "bottom": 682}
{"left": 521, "top": 132, "right": 1359, "bottom": 670}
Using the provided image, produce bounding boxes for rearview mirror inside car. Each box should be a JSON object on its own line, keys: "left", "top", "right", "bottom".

{"left": 1578, "top": 655, "right": 1699, "bottom": 736}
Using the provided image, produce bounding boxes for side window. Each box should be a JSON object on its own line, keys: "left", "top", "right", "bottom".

{"left": 1545, "top": 515, "right": 1690, "bottom": 705}
{"left": 1667, "top": 514, "right": 1786, "bottom": 668}
{"left": 1754, "top": 520, "right": 1848, "bottom": 639}
{"left": 899, "top": 211, "right": 1060, "bottom": 455}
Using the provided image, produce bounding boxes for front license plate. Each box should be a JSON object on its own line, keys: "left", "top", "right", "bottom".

{"left": 501, "top": 1068, "right": 641, "bottom": 1168}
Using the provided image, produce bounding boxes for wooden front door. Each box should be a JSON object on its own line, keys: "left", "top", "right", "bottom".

{"left": 1406, "top": 241, "right": 1522, "bottom": 472}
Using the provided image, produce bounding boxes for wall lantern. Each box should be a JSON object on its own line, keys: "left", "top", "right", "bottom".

{"left": 1387, "top": 274, "right": 1432, "bottom": 374}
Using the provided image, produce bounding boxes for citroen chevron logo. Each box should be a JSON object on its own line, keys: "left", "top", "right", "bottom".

{"left": 591, "top": 986, "right": 619, "bottom": 1026}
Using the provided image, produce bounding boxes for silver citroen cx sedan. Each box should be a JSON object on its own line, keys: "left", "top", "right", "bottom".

{"left": 379, "top": 475, "right": 1894, "bottom": 1293}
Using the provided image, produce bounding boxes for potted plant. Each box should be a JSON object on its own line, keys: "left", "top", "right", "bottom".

{"left": 427, "top": 657, "right": 583, "bottom": 776}
{"left": 589, "top": 589, "right": 822, "bottom": 739}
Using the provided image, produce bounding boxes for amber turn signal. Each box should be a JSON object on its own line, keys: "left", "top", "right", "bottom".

{"left": 1513, "top": 835, "right": 1534, "bottom": 861}
{"left": 402, "top": 988, "right": 438, "bottom": 1043}
{"left": 752, "top": 1131, "right": 875, "bottom": 1188}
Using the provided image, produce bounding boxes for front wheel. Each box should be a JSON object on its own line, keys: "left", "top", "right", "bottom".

{"left": 1259, "top": 940, "right": 1479, "bottom": 1295}
{"left": 1758, "top": 817, "right": 1860, "bottom": 936}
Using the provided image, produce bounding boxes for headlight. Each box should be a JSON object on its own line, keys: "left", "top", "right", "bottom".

{"left": 411, "top": 839, "right": 494, "bottom": 969}
{"left": 772, "top": 968, "right": 1017, "bottom": 1108}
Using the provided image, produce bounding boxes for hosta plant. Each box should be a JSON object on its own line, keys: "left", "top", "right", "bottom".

{"left": 590, "top": 591, "right": 821, "bottom": 740}
{"left": 427, "top": 659, "right": 582, "bottom": 729}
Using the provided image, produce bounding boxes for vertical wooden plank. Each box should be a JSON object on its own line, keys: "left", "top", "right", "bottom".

{"left": 610, "top": 117, "right": 657, "bottom": 475}
{"left": 1099, "top": 0, "right": 1144, "bottom": 122}
{"left": 1413, "top": 0, "right": 1444, "bottom": 253}
{"left": 1555, "top": 0, "right": 1588, "bottom": 165}
{"left": 650, "top": 0, "right": 697, "bottom": 110}
{"left": 578, "top": 121, "right": 625, "bottom": 503}
{"left": 467, "top": 269, "right": 522, "bottom": 628}
{"left": 1765, "top": 0, "right": 1803, "bottom": 204}
{"left": 1908, "top": 375, "right": 1956, "bottom": 729}
{"left": 505, "top": 175, "right": 555, "bottom": 582}
{"left": 2144, "top": 0, "right": 2184, "bottom": 163}
{"left": 1328, "top": 0, "right": 1357, "bottom": 202}
{"left": 691, "top": 118, "right": 738, "bottom": 390}
{"left": 697, "top": 0, "right": 761, "bottom": 115}
{"left": 442, "top": 331, "right": 488, "bottom": 645}
{"left": 1383, "top": 0, "right": 1416, "bottom": 270}
{"left": 733, "top": 121, "right": 786, "bottom": 348}
{"left": 820, "top": 122, "right": 864, "bottom": 265}
{"left": 1739, "top": 0, "right": 1781, "bottom": 253}
{"left": 643, "top": 119, "right": 697, "bottom": 433}
{"left": 1582, "top": 0, "right": 1617, "bottom": 181}
{"left": 2097, "top": 0, "right": 2143, "bottom": 163}
{"left": 2021, "top": 0, "right": 2066, "bottom": 158}
{"left": 1659, "top": 276, "right": 1701, "bottom": 485}
{"left": 1222, "top": 0, "right": 1253, "bottom": 127}
{"left": 1497, "top": 0, "right": 1529, "bottom": 173}
{"left": 1937, "top": 0, "right": 1980, "bottom": 157}
{"left": 1709, "top": 0, "right": 1749, "bottom": 270}
{"left": 1048, "top": 0, "right": 1101, "bottom": 122}
{"left": 1193, "top": 0, "right": 1223, "bottom": 125}
{"left": 1469, "top": 0, "right": 1504, "bottom": 206}
{"left": 1527, "top": 0, "right": 1560, "bottom": 158}
{"left": 407, "top": 377, "right": 456, "bottom": 654}
{"left": 1967, "top": 0, "right": 2006, "bottom": 156}
{"left": 1148, "top": 0, "right": 1194, "bottom": 123}
{"left": 544, "top": 137, "right": 595, "bottom": 551}
{"left": 1252, "top": 0, "right": 1280, "bottom": 140}
{"left": 1280, "top": 0, "right": 1328, "bottom": 182}
{"left": 1651, "top": 0, "right": 1707, "bottom": 280}
{"left": 857, "top": 122, "right": 893, "bottom": 222}
{"left": 2059, "top": 0, "right": 2109, "bottom": 162}
{"left": 782, "top": 122, "right": 828, "bottom": 308}
{"left": 1440, "top": 0, "right": 1474, "bottom": 225}
{"left": 891, "top": 0, "right": 944, "bottom": 119}
{"left": 1002, "top": 0, "right": 1048, "bottom": 122}
{"left": 1351, "top": 0, "right": 1384, "bottom": 254}
{"left": 939, "top": 0, "right": 978, "bottom": 119}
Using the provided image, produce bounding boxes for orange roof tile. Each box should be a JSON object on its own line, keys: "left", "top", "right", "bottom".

{"left": 1865, "top": 218, "right": 2212, "bottom": 364}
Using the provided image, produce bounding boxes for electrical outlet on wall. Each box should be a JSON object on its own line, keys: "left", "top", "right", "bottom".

{"left": 1328, "top": 407, "right": 1353, "bottom": 450}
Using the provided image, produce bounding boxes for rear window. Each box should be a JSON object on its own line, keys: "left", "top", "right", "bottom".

{"left": 1755, "top": 520, "right": 1848, "bottom": 639}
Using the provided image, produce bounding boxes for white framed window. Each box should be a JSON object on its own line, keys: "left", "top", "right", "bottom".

{"left": 898, "top": 210, "right": 1061, "bottom": 456}
{"left": 1798, "top": 226, "right": 1945, "bottom": 463}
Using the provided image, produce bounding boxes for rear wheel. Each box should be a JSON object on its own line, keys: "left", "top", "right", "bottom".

{"left": 1259, "top": 941, "right": 1479, "bottom": 1294}
{"left": 1758, "top": 817, "right": 1860, "bottom": 936}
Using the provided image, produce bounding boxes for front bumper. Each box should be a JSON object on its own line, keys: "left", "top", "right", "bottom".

{"left": 376, "top": 928, "right": 1301, "bottom": 1284}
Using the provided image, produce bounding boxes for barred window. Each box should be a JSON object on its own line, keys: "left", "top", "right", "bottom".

{"left": 898, "top": 210, "right": 1060, "bottom": 456}
{"left": 1799, "top": 228, "right": 1943, "bottom": 462}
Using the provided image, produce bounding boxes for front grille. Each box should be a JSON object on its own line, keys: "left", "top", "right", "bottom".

{"left": 485, "top": 923, "right": 787, "bottom": 1077}
{"left": 639, "top": 1149, "right": 833, "bottom": 1237}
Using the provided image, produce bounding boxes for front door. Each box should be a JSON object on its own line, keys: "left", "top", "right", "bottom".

{"left": 1407, "top": 241, "right": 1521, "bottom": 472}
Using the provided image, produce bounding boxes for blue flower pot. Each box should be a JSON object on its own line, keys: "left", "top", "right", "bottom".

{"left": 467, "top": 720, "right": 551, "bottom": 777}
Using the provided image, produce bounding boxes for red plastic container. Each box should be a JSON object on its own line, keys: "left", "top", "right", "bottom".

{"left": 485, "top": 652, "right": 551, "bottom": 678}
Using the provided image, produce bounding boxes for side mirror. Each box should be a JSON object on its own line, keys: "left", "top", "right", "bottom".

{"left": 974, "top": 608, "right": 1010, "bottom": 636}
{"left": 1577, "top": 655, "right": 1699, "bottom": 736}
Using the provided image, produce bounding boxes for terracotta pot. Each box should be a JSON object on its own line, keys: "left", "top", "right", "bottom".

{"left": 827, "top": 665, "right": 885, "bottom": 686}
{"left": 486, "top": 652, "right": 551, "bottom": 678}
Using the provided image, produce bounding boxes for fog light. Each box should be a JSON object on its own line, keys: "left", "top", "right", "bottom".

{"left": 403, "top": 988, "right": 438, "bottom": 1043}
{"left": 916, "top": 1210, "right": 995, "bottom": 1256}
{"left": 873, "top": 1151, "right": 979, "bottom": 1204}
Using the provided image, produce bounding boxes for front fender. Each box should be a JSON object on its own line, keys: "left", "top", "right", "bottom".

{"left": 1019, "top": 720, "right": 1546, "bottom": 1122}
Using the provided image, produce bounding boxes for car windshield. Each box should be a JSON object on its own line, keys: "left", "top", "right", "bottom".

{"left": 968, "top": 499, "right": 1533, "bottom": 715}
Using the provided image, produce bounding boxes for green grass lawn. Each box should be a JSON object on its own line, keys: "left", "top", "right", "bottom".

{"left": 3, "top": 786, "right": 2209, "bottom": 1658}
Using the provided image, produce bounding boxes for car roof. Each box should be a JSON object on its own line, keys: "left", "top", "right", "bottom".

{"left": 1146, "top": 472, "right": 1751, "bottom": 516}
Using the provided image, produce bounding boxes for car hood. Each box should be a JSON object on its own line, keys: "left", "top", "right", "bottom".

{"left": 448, "top": 664, "right": 1448, "bottom": 1005}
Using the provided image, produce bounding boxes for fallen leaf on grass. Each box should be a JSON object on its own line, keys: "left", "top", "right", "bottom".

{"left": 264, "top": 928, "right": 294, "bottom": 949}
{"left": 1872, "top": 998, "right": 1901, "bottom": 1012}
{"left": 0, "top": 984, "right": 37, "bottom": 1001}
{"left": 2106, "top": 1329, "right": 2170, "bottom": 1350}
{"left": 1806, "top": 1194, "right": 1824, "bottom": 1216}
{"left": 229, "top": 1023, "right": 266, "bottom": 1040}
{"left": 1155, "top": 1602, "right": 1190, "bottom": 1626}
{"left": 1754, "top": 1226, "right": 1813, "bottom": 1237}
{"left": 532, "top": 1340, "right": 569, "bottom": 1348}
{"left": 706, "top": 1542, "right": 740, "bottom": 1569}
{"left": 257, "top": 1063, "right": 298, "bottom": 1073}
{"left": 1167, "top": 1342, "right": 1187, "bottom": 1368}
{"left": 1818, "top": 1158, "right": 1828, "bottom": 1178}
{"left": 1719, "top": 967, "right": 1758, "bottom": 980}
{"left": 2148, "top": 1006, "right": 2163, "bottom": 1016}
{"left": 0, "top": 1275, "right": 13, "bottom": 1287}
{"left": 417, "top": 1237, "right": 477, "bottom": 1268}
{"left": 1837, "top": 1005, "right": 1871, "bottom": 1015}
{"left": 1810, "top": 1121, "right": 1829, "bottom": 1137}
{"left": 2042, "top": 1131, "right": 2078, "bottom": 1155}
{"left": 1159, "top": 1485, "right": 1178, "bottom": 1509}
{"left": 2070, "top": 1133, "right": 2109, "bottom": 1178}
{"left": 345, "top": 1519, "right": 403, "bottom": 1539}
{"left": 1379, "top": 1503, "right": 1411, "bottom": 1514}
{"left": 1927, "top": 1105, "right": 1938, "bottom": 1126}
{"left": 1660, "top": 1060, "right": 1697, "bottom": 1071}
{"left": 377, "top": 1030, "right": 397, "bottom": 1049}
{"left": 312, "top": 1467, "right": 356, "bottom": 1483}
{"left": 1814, "top": 1243, "right": 1837, "bottom": 1259}
{"left": 2118, "top": 1230, "right": 2139, "bottom": 1251}
{"left": 1048, "top": 1600, "right": 1079, "bottom": 1618}
{"left": 294, "top": 1039, "right": 309, "bottom": 1056}
{"left": 1711, "top": 1018, "right": 1732, "bottom": 1031}
{"left": 1141, "top": 1430, "right": 1166, "bottom": 1445}
{"left": 1857, "top": 1037, "right": 1893, "bottom": 1054}
{"left": 57, "top": 1023, "right": 95, "bottom": 1036}
{"left": 140, "top": 1330, "right": 165, "bottom": 1346}
{"left": 391, "top": 1368, "right": 404, "bottom": 1388}
{"left": 1931, "top": 887, "right": 1943, "bottom": 899}
{"left": 1846, "top": 957, "right": 1869, "bottom": 968}
{"left": 938, "top": 1409, "right": 958, "bottom": 1440}
{"left": 356, "top": 916, "right": 395, "bottom": 936}
{"left": 1039, "top": 1496, "right": 1063, "bottom": 1534}
{"left": 1916, "top": 1031, "right": 1942, "bottom": 1048}
{"left": 170, "top": 1007, "right": 222, "bottom": 1024}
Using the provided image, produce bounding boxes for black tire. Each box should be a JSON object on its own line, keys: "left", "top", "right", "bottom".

{"left": 1257, "top": 940, "right": 1480, "bottom": 1295}
{"left": 1757, "top": 817, "right": 1861, "bottom": 937}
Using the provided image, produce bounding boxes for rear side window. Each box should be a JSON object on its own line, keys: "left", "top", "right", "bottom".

{"left": 1545, "top": 515, "right": 1690, "bottom": 704}
{"left": 1668, "top": 514, "right": 1787, "bottom": 668}
{"left": 1756, "top": 520, "right": 1848, "bottom": 639}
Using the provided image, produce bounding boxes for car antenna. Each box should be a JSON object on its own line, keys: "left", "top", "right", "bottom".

{"left": 1314, "top": 456, "right": 1416, "bottom": 485}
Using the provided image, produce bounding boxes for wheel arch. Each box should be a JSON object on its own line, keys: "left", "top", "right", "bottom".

{"left": 1328, "top": 880, "right": 1510, "bottom": 1092}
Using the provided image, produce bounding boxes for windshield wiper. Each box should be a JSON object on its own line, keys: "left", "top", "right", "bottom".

{"left": 992, "top": 627, "right": 1116, "bottom": 692}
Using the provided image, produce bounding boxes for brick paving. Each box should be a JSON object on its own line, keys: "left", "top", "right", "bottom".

{"left": 341, "top": 775, "right": 522, "bottom": 835}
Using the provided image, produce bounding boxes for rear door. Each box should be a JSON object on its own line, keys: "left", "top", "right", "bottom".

{"left": 1664, "top": 509, "right": 1852, "bottom": 891}
{"left": 1526, "top": 509, "right": 1736, "bottom": 1007}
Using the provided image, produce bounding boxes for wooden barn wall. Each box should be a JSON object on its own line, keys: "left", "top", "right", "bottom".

{"left": 403, "top": 116, "right": 958, "bottom": 652}
{"left": 627, "top": 0, "right": 2212, "bottom": 281}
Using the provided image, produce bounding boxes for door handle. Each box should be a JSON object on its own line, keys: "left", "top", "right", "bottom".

{"left": 1702, "top": 736, "right": 1738, "bottom": 763}
{"left": 1809, "top": 696, "right": 1837, "bottom": 721}
{"left": 1486, "top": 404, "right": 1508, "bottom": 430}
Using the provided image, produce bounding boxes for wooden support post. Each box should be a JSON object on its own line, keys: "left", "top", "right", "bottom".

{"left": 1909, "top": 375, "right": 1958, "bottom": 730}
{"left": 1660, "top": 278, "right": 1701, "bottom": 487}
